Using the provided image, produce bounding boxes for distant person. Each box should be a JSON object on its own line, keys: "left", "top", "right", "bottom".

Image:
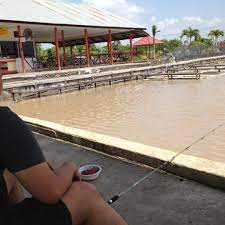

{"left": 169, "top": 53, "right": 176, "bottom": 63}
{"left": 163, "top": 48, "right": 169, "bottom": 56}
{"left": 0, "top": 73, "right": 127, "bottom": 225}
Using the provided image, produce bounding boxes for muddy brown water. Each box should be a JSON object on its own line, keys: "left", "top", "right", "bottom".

{"left": 1, "top": 74, "right": 225, "bottom": 163}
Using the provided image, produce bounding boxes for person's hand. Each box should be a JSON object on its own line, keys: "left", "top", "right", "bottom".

{"left": 63, "top": 161, "right": 81, "bottom": 182}
{"left": 73, "top": 165, "right": 81, "bottom": 182}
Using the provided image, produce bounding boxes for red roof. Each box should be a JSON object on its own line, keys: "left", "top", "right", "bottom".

{"left": 133, "top": 36, "right": 163, "bottom": 46}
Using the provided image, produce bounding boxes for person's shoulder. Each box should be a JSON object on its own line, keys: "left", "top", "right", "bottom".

{"left": 0, "top": 106, "right": 11, "bottom": 114}
{"left": 0, "top": 107, "right": 17, "bottom": 121}
{"left": 0, "top": 106, "right": 13, "bottom": 114}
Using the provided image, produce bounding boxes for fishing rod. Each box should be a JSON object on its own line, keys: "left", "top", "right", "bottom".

{"left": 108, "top": 121, "right": 225, "bottom": 205}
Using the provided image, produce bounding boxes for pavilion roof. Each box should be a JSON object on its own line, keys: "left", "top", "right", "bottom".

{"left": 0, "top": 0, "right": 147, "bottom": 45}
{"left": 0, "top": 0, "right": 145, "bottom": 30}
{"left": 133, "top": 36, "right": 163, "bottom": 46}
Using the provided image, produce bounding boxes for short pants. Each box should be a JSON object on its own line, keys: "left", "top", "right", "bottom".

{"left": 0, "top": 174, "right": 72, "bottom": 225}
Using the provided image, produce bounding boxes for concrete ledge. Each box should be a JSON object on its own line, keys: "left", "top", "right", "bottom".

{"left": 21, "top": 115, "right": 225, "bottom": 191}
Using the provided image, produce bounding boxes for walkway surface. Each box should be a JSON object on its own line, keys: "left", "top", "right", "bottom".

{"left": 35, "top": 133, "right": 225, "bottom": 225}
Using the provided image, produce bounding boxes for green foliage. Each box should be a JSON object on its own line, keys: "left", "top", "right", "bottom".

{"left": 152, "top": 25, "right": 158, "bottom": 37}
{"left": 199, "top": 38, "right": 213, "bottom": 47}
{"left": 112, "top": 41, "right": 130, "bottom": 52}
{"left": 76, "top": 45, "right": 86, "bottom": 55}
{"left": 159, "top": 39, "right": 182, "bottom": 52}
{"left": 181, "top": 27, "right": 201, "bottom": 45}
{"left": 208, "top": 29, "right": 224, "bottom": 43}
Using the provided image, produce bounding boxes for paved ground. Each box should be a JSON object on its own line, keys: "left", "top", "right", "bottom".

{"left": 35, "top": 134, "right": 225, "bottom": 225}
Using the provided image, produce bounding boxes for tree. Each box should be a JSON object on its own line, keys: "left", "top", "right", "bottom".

{"left": 152, "top": 25, "right": 160, "bottom": 59}
{"left": 36, "top": 43, "right": 45, "bottom": 59}
{"left": 76, "top": 45, "right": 86, "bottom": 55}
{"left": 208, "top": 29, "right": 224, "bottom": 46}
{"left": 90, "top": 44, "right": 101, "bottom": 54}
{"left": 181, "top": 27, "right": 200, "bottom": 45}
{"left": 112, "top": 41, "right": 122, "bottom": 51}
{"left": 200, "top": 38, "right": 213, "bottom": 48}
{"left": 159, "top": 39, "right": 182, "bottom": 52}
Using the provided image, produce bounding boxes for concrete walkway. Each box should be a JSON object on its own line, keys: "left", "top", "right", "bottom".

{"left": 35, "top": 133, "right": 225, "bottom": 225}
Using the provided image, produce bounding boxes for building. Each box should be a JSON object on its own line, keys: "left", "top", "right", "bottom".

{"left": 133, "top": 36, "right": 163, "bottom": 46}
{"left": 133, "top": 36, "right": 163, "bottom": 59}
{"left": 0, "top": 0, "right": 147, "bottom": 74}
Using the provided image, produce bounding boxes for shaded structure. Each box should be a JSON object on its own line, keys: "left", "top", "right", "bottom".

{"left": 0, "top": 0, "right": 147, "bottom": 74}
{"left": 133, "top": 36, "right": 163, "bottom": 59}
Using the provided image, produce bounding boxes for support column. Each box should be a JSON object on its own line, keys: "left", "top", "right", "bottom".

{"left": 108, "top": 30, "right": 113, "bottom": 65}
{"left": 70, "top": 46, "right": 74, "bottom": 61}
{"left": 17, "top": 25, "right": 26, "bottom": 73}
{"left": 84, "top": 29, "right": 90, "bottom": 67}
{"left": 70, "top": 46, "right": 73, "bottom": 58}
{"left": 130, "top": 31, "right": 134, "bottom": 63}
{"left": 61, "top": 30, "right": 67, "bottom": 66}
{"left": 107, "top": 39, "right": 110, "bottom": 57}
{"left": 54, "top": 27, "right": 61, "bottom": 70}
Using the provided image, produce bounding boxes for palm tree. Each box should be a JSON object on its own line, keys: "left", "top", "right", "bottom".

{"left": 152, "top": 25, "right": 160, "bottom": 59}
{"left": 181, "top": 27, "right": 200, "bottom": 45}
{"left": 200, "top": 38, "right": 213, "bottom": 48}
{"left": 208, "top": 29, "right": 224, "bottom": 46}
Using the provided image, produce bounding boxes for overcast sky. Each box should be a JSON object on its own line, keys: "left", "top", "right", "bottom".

{"left": 71, "top": 0, "right": 225, "bottom": 39}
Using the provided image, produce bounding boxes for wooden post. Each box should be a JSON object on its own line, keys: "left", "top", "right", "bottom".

{"left": 146, "top": 45, "right": 148, "bottom": 59}
{"left": 17, "top": 25, "right": 26, "bottom": 73}
{"left": 107, "top": 39, "right": 110, "bottom": 55}
{"left": 108, "top": 30, "right": 113, "bottom": 65}
{"left": 130, "top": 31, "right": 134, "bottom": 63}
{"left": 61, "top": 30, "right": 67, "bottom": 66}
{"left": 70, "top": 46, "right": 74, "bottom": 59}
{"left": 85, "top": 29, "right": 90, "bottom": 67}
{"left": 70, "top": 46, "right": 74, "bottom": 66}
{"left": 54, "top": 27, "right": 61, "bottom": 70}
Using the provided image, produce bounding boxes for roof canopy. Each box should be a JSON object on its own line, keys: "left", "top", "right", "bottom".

{"left": 133, "top": 36, "right": 163, "bottom": 46}
{"left": 0, "top": 0, "right": 147, "bottom": 45}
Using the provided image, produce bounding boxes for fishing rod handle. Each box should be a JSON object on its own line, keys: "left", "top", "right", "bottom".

{"left": 108, "top": 195, "right": 119, "bottom": 205}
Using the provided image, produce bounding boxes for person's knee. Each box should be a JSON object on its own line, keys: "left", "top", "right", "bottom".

{"left": 62, "top": 182, "right": 101, "bottom": 225}
{"left": 70, "top": 182, "right": 100, "bottom": 200}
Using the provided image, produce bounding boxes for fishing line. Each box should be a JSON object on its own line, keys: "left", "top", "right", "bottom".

{"left": 108, "top": 121, "right": 225, "bottom": 205}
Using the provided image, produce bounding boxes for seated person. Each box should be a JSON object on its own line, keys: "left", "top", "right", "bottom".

{"left": 0, "top": 71, "right": 127, "bottom": 225}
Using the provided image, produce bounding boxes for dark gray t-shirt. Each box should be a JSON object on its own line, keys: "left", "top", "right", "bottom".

{"left": 0, "top": 107, "right": 45, "bottom": 178}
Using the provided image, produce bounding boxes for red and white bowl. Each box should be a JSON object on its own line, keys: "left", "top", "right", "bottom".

{"left": 79, "top": 165, "right": 102, "bottom": 181}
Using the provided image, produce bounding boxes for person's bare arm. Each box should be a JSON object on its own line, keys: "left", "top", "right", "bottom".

{"left": 54, "top": 161, "right": 81, "bottom": 183}
{"left": 15, "top": 161, "right": 79, "bottom": 204}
